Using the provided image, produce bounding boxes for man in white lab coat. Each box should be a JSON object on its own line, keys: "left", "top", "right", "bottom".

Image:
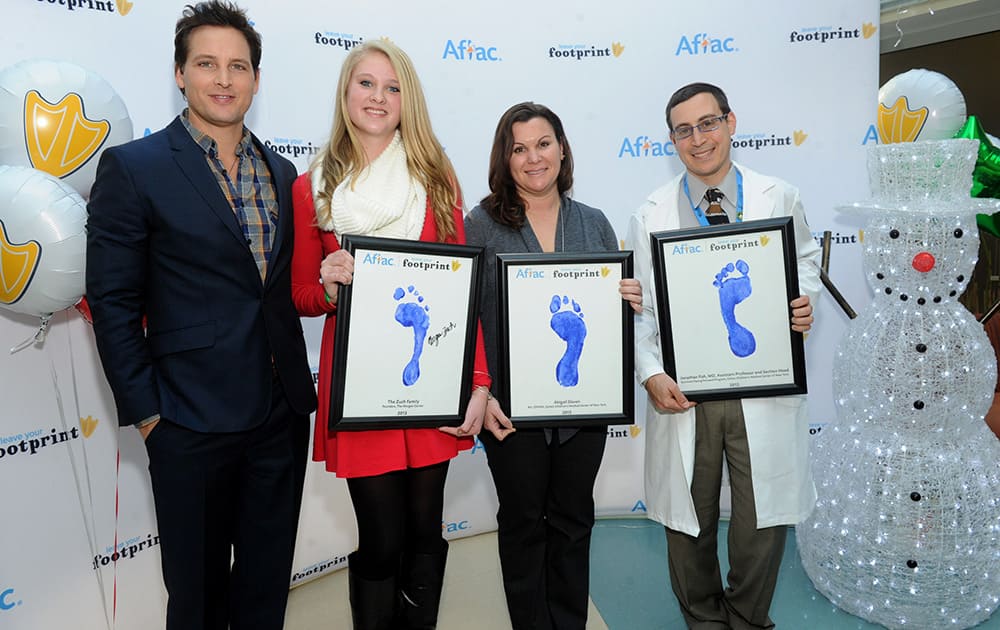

{"left": 627, "top": 82, "right": 821, "bottom": 629}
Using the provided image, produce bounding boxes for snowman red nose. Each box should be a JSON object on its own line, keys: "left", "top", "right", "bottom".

{"left": 912, "top": 252, "right": 935, "bottom": 272}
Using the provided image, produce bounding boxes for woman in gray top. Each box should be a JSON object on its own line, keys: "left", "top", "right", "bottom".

{"left": 465, "top": 102, "right": 641, "bottom": 630}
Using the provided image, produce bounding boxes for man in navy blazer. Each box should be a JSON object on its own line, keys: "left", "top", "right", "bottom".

{"left": 85, "top": 3, "right": 316, "bottom": 629}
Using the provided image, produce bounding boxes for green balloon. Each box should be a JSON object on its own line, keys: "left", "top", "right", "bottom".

{"left": 955, "top": 115, "right": 1000, "bottom": 237}
{"left": 978, "top": 212, "right": 1000, "bottom": 239}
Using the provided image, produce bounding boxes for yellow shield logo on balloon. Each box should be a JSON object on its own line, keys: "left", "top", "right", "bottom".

{"left": 24, "top": 90, "right": 110, "bottom": 178}
{"left": 0, "top": 219, "right": 42, "bottom": 305}
{"left": 877, "top": 96, "right": 928, "bottom": 144}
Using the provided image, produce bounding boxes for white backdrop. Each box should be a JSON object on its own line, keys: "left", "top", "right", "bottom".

{"left": 0, "top": 1, "right": 878, "bottom": 628}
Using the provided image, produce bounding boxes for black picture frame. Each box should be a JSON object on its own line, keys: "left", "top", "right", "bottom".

{"left": 329, "top": 234, "right": 483, "bottom": 430}
{"left": 496, "top": 252, "right": 635, "bottom": 427}
{"left": 649, "top": 216, "right": 806, "bottom": 402}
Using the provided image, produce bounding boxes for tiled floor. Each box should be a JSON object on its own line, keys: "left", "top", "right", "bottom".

{"left": 284, "top": 531, "right": 607, "bottom": 630}
{"left": 285, "top": 518, "right": 1000, "bottom": 629}
{"left": 589, "top": 519, "right": 1000, "bottom": 630}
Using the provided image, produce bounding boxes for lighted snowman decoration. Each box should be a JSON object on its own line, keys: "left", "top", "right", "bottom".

{"left": 797, "top": 139, "right": 1000, "bottom": 630}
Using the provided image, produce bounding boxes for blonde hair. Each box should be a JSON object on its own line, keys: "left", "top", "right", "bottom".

{"left": 311, "top": 40, "right": 458, "bottom": 240}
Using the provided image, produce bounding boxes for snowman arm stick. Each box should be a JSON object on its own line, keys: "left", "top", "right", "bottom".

{"left": 819, "top": 230, "right": 857, "bottom": 320}
{"left": 979, "top": 299, "right": 1000, "bottom": 326}
{"left": 819, "top": 269, "right": 857, "bottom": 320}
{"left": 821, "top": 230, "right": 832, "bottom": 273}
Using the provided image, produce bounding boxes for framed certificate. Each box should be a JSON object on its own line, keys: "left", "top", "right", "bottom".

{"left": 329, "top": 235, "right": 483, "bottom": 430}
{"left": 650, "top": 217, "right": 806, "bottom": 401}
{"left": 496, "top": 252, "right": 634, "bottom": 427}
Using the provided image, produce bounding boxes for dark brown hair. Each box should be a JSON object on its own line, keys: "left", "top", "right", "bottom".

{"left": 174, "top": 1, "right": 261, "bottom": 78}
{"left": 665, "top": 82, "right": 731, "bottom": 131}
{"left": 479, "top": 102, "right": 574, "bottom": 229}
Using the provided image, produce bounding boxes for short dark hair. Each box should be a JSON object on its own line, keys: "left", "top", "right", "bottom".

{"left": 665, "top": 82, "right": 731, "bottom": 131}
{"left": 480, "top": 102, "right": 574, "bottom": 230}
{"left": 174, "top": 1, "right": 261, "bottom": 73}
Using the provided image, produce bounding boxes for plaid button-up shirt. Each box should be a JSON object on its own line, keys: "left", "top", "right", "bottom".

{"left": 181, "top": 110, "right": 277, "bottom": 280}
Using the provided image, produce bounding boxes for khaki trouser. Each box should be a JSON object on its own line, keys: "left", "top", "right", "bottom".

{"left": 665, "top": 399, "right": 786, "bottom": 630}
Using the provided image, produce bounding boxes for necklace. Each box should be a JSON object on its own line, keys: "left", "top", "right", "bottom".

{"left": 225, "top": 155, "right": 239, "bottom": 179}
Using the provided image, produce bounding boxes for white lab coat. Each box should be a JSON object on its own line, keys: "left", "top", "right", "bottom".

{"left": 627, "top": 163, "right": 822, "bottom": 536}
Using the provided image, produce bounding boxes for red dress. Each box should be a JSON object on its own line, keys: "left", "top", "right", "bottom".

{"left": 290, "top": 173, "right": 490, "bottom": 477}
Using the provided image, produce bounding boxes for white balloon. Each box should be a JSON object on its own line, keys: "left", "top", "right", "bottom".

{"left": 0, "top": 165, "right": 87, "bottom": 317}
{"left": 0, "top": 59, "right": 132, "bottom": 198}
{"left": 877, "top": 69, "right": 966, "bottom": 143}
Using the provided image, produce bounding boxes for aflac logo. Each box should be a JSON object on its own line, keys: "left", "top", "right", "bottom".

{"left": 675, "top": 33, "right": 737, "bottom": 56}
{"left": 443, "top": 39, "right": 501, "bottom": 62}
{"left": 862, "top": 122, "right": 880, "bottom": 145}
{"left": 618, "top": 135, "right": 675, "bottom": 159}
{"left": 515, "top": 267, "right": 545, "bottom": 279}
{"left": 443, "top": 519, "right": 471, "bottom": 533}
{"left": 0, "top": 587, "right": 21, "bottom": 611}
{"left": 361, "top": 252, "right": 394, "bottom": 266}
{"left": 671, "top": 243, "right": 703, "bottom": 255}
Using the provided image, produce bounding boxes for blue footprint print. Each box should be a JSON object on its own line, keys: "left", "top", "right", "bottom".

{"left": 714, "top": 260, "right": 756, "bottom": 358}
{"left": 393, "top": 285, "right": 430, "bottom": 386}
{"left": 549, "top": 295, "right": 587, "bottom": 387}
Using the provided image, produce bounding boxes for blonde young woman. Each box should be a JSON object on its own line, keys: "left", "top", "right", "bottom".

{"left": 290, "top": 40, "right": 491, "bottom": 630}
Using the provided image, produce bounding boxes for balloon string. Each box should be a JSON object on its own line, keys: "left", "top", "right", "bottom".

{"left": 9, "top": 313, "right": 52, "bottom": 354}
{"left": 892, "top": 6, "right": 936, "bottom": 49}
{"left": 113, "top": 448, "right": 121, "bottom": 627}
{"left": 49, "top": 311, "right": 114, "bottom": 630}
{"left": 893, "top": 8, "right": 906, "bottom": 49}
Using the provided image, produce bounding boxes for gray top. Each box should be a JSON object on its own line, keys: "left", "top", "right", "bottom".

{"left": 464, "top": 196, "right": 619, "bottom": 437}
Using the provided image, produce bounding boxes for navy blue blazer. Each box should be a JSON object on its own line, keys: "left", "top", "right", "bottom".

{"left": 86, "top": 117, "right": 317, "bottom": 432}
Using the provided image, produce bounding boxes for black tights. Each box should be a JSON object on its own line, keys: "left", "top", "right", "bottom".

{"left": 346, "top": 461, "right": 449, "bottom": 579}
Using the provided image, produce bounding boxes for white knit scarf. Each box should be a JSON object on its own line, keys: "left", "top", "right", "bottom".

{"left": 311, "top": 131, "right": 426, "bottom": 239}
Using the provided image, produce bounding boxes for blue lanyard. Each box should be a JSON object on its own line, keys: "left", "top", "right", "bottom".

{"left": 682, "top": 167, "right": 743, "bottom": 226}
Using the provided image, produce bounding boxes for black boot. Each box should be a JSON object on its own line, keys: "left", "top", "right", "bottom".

{"left": 397, "top": 542, "right": 449, "bottom": 629}
{"left": 348, "top": 552, "right": 397, "bottom": 630}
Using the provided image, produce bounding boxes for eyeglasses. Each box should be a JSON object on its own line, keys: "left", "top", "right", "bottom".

{"left": 671, "top": 114, "right": 728, "bottom": 141}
